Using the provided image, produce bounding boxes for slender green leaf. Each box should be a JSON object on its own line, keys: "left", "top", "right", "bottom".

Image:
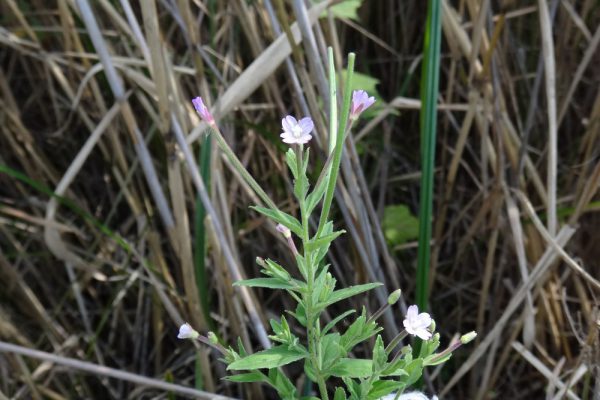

{"left": 367, "top": 380, "right": 406, "bottom": 400}
{"left": 320, "top": 283, "right": 382, "bottom": 307}
{"left": 227, "top": 345, "right": 308, "bottom": 370}
{"left": 233, "top": 278, "right": 298, "bottom": 290}
{"left": 250, "top": 206, "right": 303, "bottom": 237}
{"left": 224, "top": 372, "right": 267, "bottom": 383}
{"left": 416, "top": 0, "right": 442, "bottom": 313}
{"left": 322, "top": 309, "right": 355, "bottom": 335}
{"left": 305, "top": 230, "right": 345, "bottom": 252}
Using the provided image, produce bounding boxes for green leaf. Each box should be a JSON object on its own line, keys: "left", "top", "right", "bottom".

{"left": 294, "top": 174, "right": 309, "bottom": 201}
{"left": 224, "top": 371, "right": 267, "bottom": 383}
{"left": 322, "top": 309, "right": 355, "bottom": 335}
{"left": 263, "top": 258, "right": 292, "bottom": 281}
{"left": 250, "top": 206, "right": 303, "bottom": 237}
{"left": 332, "top": 0, "right": 362, "bottom": 20}
{"left": 285, "top": 148, "right": 298, "bottom": 179}
{"left": 416, "top": 0, "right": 443, "bottom": 340}
{"left": 311, "top": 268, "right": 335, "bottom": 306}
{"left": 419, "top": 332, "right": 441, "bottom": 359}
{"left": 267, "top": 368, "right": 297, "bottom": 399}
{"left": 233, "top": 278, "right": 297, "bottom": 290}
{"left": 372, "top": 335, "right": 387, "bottom": 372}
{"left": 329, "top": 358, "right": 373, "bottom": 378}
{"left": 367, "top": 380, "right": 406, "bottom": 400}
{"left": 399, "top": 359, "right": 424, "bottom": 387}
{"left": 306, "top": 230, "right": 345, "bottom": 253}
{"left": 227, "top": 345, "right": 308, "bottom": 370}
{"left": 382, "top": 204, "right": 419, "bottom": 246}
{"left": 288, "top": 303, "right": 307, "bottom": 327}
{"left": 315, "top": 0, "right": 363, "bottom": 21}
{"left": 320, "top": 333, "right": 342, "bottom": 370}
{"left": 339, "top": 310, "right": 382, "bottom": 353}
{"left": 314, "top": 221, "right": 334, "bottom": 264}
{"left": 320, "top": 283, "right": 382, "bottom": 308}
{"left": 333, "top": 387, "right": 347, "bottom": 400}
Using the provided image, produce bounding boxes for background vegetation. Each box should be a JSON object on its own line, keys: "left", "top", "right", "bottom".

{"left": 1, "top": 0, "right": 598, "bottom": 398}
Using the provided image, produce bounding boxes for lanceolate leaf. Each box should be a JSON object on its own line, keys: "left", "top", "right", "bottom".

{"left": 250, "top": 206, "right": 303, "bottom": 237}
{"left": 224, "top": 371, "right": 267, "bottom": 383}
{"left": 320, "top": 283, "right": 382, "bottom": 308}
{"left": 227, "top": 345, "right": 308, "bottom": 371}
{"left": 329, "top": 358, "right": 373, "bottom": 378}
{"left": 305, "top": 230, "right": 346, "bottom": 252}
{"left": 322, "top": 309, "right": 355, "bottom": 335}
{"left": 233, "top": 277, "right": 299, "bottom": 290}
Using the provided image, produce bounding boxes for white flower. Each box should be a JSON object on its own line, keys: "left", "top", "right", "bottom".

{"left": 403, "top": 305, "right": 433, "bottom": 340}
{"left": 177, "top": 322, "right": 199, "bottom": 339}
{"left": 280, "top": 115, "right": 314, "bottom": 145}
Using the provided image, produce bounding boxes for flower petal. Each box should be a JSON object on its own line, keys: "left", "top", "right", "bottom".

{"left": 406, "top": 305, "right": 418, "bottom": 319}
{"left": 282, "top": 115, "right": 297, "bottom": 133}
{"left": 416, "top": 328, "right": 432, "bottom": 341}
{"left": 415, "top": 313, "right": 432, "bottom": 328}
{"left": 298, "top": 117, "right": 314, "bottom": 135}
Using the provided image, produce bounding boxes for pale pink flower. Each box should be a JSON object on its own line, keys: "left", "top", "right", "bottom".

{"left": 192, "top": 97, "right": 214, "bottom": 124}
{"left": 280, "top": 115, "right": 314, "bottom": 145}
{"left": 350, "top": 90, "right": 376, "bottom": 119}
{"left": 403, "top": 305, "right": 433, "bottom": 340}
{"left": 177, "top": 322, "right": 199, "bottom": 339}
{"left": 276, "top": 223, "right": 291, "bottom": 238}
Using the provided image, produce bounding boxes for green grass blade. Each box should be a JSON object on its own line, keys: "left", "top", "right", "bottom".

{"left": 194, "top": 134, "right": 213, "bottom": 329}
{"left": 416, "top": 0, "right": 442, "bottom": 312}
{"left": 194, "top": 135, "right": 213, "bottom": 390}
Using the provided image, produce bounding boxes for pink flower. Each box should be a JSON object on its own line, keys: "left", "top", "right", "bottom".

{"left": 280, "top": 115, "right": 314, "bottom": 145}
{"left": 350, "top": 90, "right": 376, "bottom": 119}
{"left": 403, "top": 305, "right": 433, "bottom": 340}
{"left": 192, "top": 97, "right": 214, "bottom": 124}
{"left": 276, "top": 223, "right": 291, "bottom": 238}
{"left": 177, "top": 322, "right": 199, "bottom": 339}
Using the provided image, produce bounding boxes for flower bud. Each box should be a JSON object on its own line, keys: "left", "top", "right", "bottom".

{"left": 276, "top": 223, "right": 292, "bottom": 238}
{"left": 387, "top": 289, "right": 402, "bottom": 305}
{"left": 429, "top": 319, "right": 436, "bottom": 333}
{"left": 460, "top": 331, "right": 477, "bottom": 344}
{"left": 177, "top": 323, "right": 199, "bottom": 340}
{"left": 192, "top": 97, "right": 214, "bottom": 124}
{"left": 207, "top": 331, "right": 219, "bottom": 345}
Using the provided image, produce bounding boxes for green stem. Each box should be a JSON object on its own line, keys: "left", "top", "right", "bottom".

{"left": 208, "top": 124, "right": 279, "bottom": 212}
{"left": 316, "top": 53, "right": 355, "bottom": 238}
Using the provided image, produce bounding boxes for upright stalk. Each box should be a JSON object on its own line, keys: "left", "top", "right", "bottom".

{"left": 316, "top": 53, "right": 355, "bottom": 238}
{"left": 415, "top": 0, "right": 442, "bottom": 313}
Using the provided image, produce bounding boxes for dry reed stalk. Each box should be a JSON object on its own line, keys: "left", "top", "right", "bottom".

{"left": 1, "top": 0, "right": 599, "bottom": 397}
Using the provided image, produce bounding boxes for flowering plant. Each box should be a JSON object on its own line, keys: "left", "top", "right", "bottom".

{"left": 180, "top": 49, "right": 474, "bottom": 400}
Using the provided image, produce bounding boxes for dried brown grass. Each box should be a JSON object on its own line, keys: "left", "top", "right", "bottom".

{"left": 0, "top": 0, "right": 599, "bottom": 398}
